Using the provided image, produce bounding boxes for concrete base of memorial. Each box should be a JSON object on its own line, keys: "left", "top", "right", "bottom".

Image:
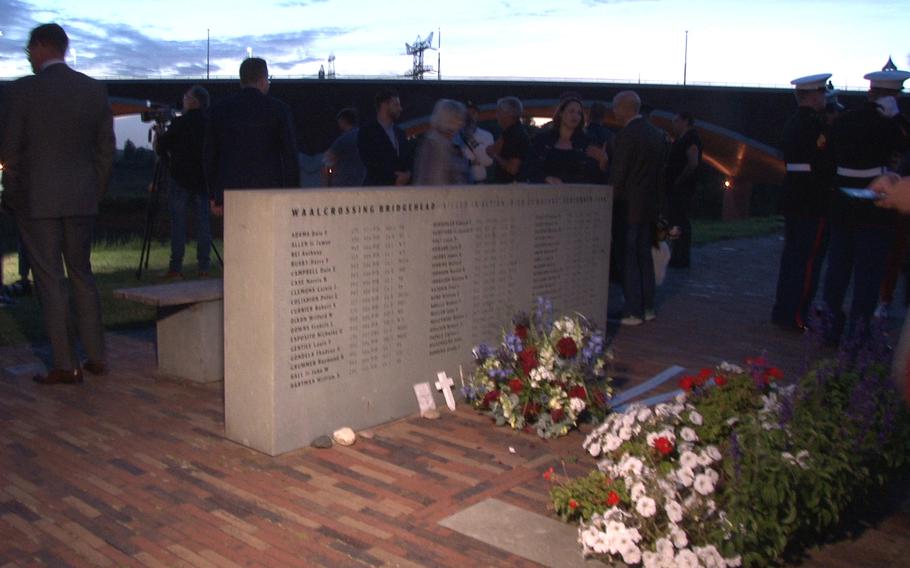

{"left": 224, "top": 184, "right": 613, "bottom": 456}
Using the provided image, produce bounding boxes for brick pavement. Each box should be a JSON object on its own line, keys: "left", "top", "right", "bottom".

{"left": 1, "top": 234, "right": 908, "bottom": 567}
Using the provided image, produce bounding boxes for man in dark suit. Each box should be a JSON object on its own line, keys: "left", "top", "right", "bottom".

{"left": 357, "top": 89, "right": 413, "bottom": 186}
{"left": 610, "top": 90, "right": 667, "bottom": 326}
{"left": 0, "top": 23, "right": 115, "bottom": 383}
{"left": 204, "top": 57, "right": 299, "bottom": 214}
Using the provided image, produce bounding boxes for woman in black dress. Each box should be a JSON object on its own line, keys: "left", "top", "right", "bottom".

{"left": 525, "top": 95, "right": 608, "bottom": 184}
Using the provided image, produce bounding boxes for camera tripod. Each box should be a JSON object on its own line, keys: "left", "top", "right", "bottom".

{"left": 136, "top": 149, "right": 223, "bottom": 280}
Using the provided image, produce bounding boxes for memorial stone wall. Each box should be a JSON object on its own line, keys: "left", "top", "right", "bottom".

{"left": 224, "top": 184, "right": 612, "bottom": 455}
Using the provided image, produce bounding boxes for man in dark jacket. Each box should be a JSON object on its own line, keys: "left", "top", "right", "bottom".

{"left": 155, "top": 85, "right": 211, "bottom": 278}
{"left": 357, "top": 89, "right": 412, "bottom": 186}
{"left": 771, "top": 74, "right": 834, "bottom": 331}
{"left": 821, "top": 69, "right": 909, "bottom": 342}
{"left": 204, "top": 57, "right": 299, "bottom": 214}
{"left": 0, "top": 23, "right": 114, "bottom": 383}
{"left": 610, "top": 90, "right": 667, "bottom": 326}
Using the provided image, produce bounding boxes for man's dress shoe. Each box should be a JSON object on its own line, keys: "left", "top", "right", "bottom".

{"left": 33, "top": 368, "right": 84, "bottom": 385}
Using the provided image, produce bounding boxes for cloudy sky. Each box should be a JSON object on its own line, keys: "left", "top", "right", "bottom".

{"left": 0, "top": 0, "right": 907, "bottom": 89}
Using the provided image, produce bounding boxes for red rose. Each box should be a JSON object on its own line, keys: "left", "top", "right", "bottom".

{"left": 654, "top": 436, "right": 674, "bottom": 456}
{"left": 568, "top": 499, "right": 578, "bottom": 510}
{"left": 519, "top": 348, "right": 539, "bottom": 375}
{"left": 697, "top": 368, "right": 712, "bottom": 380}
{"left": 515, "top": 325, "right": 529, "bottom": 341}
{"left": 509, "top": 378, "right": 524, "bottom": 394}
{"left": 606, "top": 491, "right": 620, "bottom": 506}
{"left": 714, "top": 375, "right": 728, "bottom": 387}
{"left": 556, "top": 336, "right": 578, "bottom": 359}
{"left": 482, "top": 389, "right": 500, "bottom": 408}
{"left": 543, "top": 467, "right": 554, "bottom": 481}
{"left": 568, "top": 385, "right": 587, "bottom": 400}
{"left": 679, "top": 376, "right": 694, "bottom": 392}
{"left": 550, "top": 408, "right": 565, "bottom": 422}
{"left": 766, "top": 367, "right": 783, "bottom": 380}
{"left": 524, "top": 402, "right": 541, "bottom": 419}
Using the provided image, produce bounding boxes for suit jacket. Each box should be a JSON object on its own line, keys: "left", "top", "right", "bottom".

{"left": 0, "top": 63, "right": 114, "bottom": 218}
{"left": 609, "top": 117, "right": 667, "bottom": 224}
{"left": 357, "top": 120, "right": 413, "bottom": 186}
{"left": 204, "top": 87, "right": 300, "bottom": 204}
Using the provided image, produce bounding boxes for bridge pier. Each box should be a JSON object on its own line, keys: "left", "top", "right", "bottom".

{"left": 722, "top": 179, "right": 752, "bottom": 221}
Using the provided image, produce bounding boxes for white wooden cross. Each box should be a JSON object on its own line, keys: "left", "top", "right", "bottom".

{"left": 435, "top": 371, "right": 456, "bottom": 411}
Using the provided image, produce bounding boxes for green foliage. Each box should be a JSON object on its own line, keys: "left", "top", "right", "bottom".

{"left": 549, "top": 469, "right": 626, "bottom": 523}
{"left": 553, "top": 356, "right": 910, "bottom": 567}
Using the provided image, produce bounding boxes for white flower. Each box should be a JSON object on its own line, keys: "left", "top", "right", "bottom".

{"left": 680, "top": 450, "right": 699, "bottom": 470}
{"left": 587, "top": 441, "right": 602, "bottom": 456}
{"left": 665, "top": 500, "right": 684, "bottom": 523}
{"left": 680, "top": 427, "right": 699, "bottom": 443}
{"left": 676, "top": 466, "right": 695, "bottom": 487}
{"left": 676, "top": 549, "right": 699, "bottom": 568}
{"left": 631, "top": 482, "right": 647, "bottom": 501}
{"left": 642, "top": 551, "right": 660, "bottom": 568}
{"left": 726, "top": 417, "right": 739, "bottom": 426}
{"left": 697, "top": 450, "right": 714, "bottom": 466}
{"left": 622, "top": 412, "right": 637, "bottom": 428}
{"left": 604, "top": 433, "right": 623, "bottom": 452}
{"left": 694, "top": 473, "right": 716, "bottom": 495}
{"left": 529, "top": 367, "right": 551, "bottom": 386}
{"left": 689, "top": 411, "right": 703, "bottom": 425}
{"left": 636, "top": 407, "right": 653, "bottom": 422}
{"left": 620, "top": 456, "right": 644, "bottom": 477}
{"left": 670, "top": 525, "right": 688, "bottom": 548}
{"left": 569, "top": 397, "right": 586, "bottom": 414}
{"left": 705, "top": 468, "right": 719, "bottom": 485}
{"left": 696, "top": 545, "right": 725, "bottom": 568}
{"left": 619, "top": 425, "right": 633, "bottom": 441}
{"left": 635, "top": 496, "right": 657, "bottom": 518}
{"left": 675, "top": 392, "right": 687, "bottom": 404}
{"left": 706, "top": 445, "right": 722, "bottom": 462}
{"left": 620, "top": 543, "right": 642, "bottom": 565}
{"left": 725, "top": 555, "right": 743, "bottom": 567}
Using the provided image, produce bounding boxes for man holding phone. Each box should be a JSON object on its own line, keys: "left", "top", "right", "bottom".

{"left": 820, "top": 68, "right": 910, "bottom": 343}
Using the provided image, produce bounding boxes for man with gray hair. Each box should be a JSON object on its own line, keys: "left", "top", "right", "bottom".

{"left": 487, "top": 96, "right": 529, "bottom": 183}
{"left": 610, "top": 90, "right": 667, "bottom": 326}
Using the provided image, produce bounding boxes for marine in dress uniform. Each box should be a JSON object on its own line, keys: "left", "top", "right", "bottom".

{"left": 820, "top": 68, "right": 910, "bottom": 342}
{"left": 772, "top": 74, "right": 835, "bottom": 331}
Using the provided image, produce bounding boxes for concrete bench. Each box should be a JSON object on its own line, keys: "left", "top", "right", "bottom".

{"left": 114, "top": 279, "right": 223, "bottom": 383}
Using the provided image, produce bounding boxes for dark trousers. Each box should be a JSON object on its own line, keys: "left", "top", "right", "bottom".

{"left": 16, "top": 214, "right": 105, "bottom": 369}
{"left": 772, "top": 215, "right": 828, "bottom": 328}
{"left": 822, "top": 222, "right": 894, "bottom": 339}
{"left": 667, "top": 188, "right": 693, "bottom": 267}
{"left": 622, "top": 222, "right": 655, "bottom": 317}
{"left": 167, "top": 180, "right": 212, "bottom": 273}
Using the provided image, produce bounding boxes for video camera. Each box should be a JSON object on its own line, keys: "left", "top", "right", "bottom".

{"left": 140, "top": 105, "right": 177, "bottom": 125}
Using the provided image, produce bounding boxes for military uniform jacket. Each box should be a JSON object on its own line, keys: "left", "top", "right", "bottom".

{"left": 829, "top": 103, "right": 903, "bottom": 227}
{"left": 780, "top": 107, "right": 833, "bottom": 218}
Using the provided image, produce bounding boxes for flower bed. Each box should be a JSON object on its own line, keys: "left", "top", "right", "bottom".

{"left": 548, "top": 353, "right": 910, "bottom": 567}
{"left": 463, "top": 299, "right": 613, "bottom": 439}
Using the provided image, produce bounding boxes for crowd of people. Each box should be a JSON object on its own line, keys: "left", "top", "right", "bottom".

{"left": 5, "top": 21, "right": 910, "bottom": 393}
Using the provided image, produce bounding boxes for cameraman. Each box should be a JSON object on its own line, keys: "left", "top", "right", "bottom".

{"left": 154, "top": 85, "right": 211, "bottom": 278}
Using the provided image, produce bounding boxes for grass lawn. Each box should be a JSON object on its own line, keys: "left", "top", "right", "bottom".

{"left": 0, "top": 239, "right": 222, "bottom": 347}
{"left": 0, "top": 217, "right": 784, "bottom": 348}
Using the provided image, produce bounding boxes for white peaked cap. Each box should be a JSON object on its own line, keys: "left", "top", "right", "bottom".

{"left": 791, "top": 73, "right": 831, "bottom": 90}
{"left": 864, "top": 70, "right": 910, "bottom": 91}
